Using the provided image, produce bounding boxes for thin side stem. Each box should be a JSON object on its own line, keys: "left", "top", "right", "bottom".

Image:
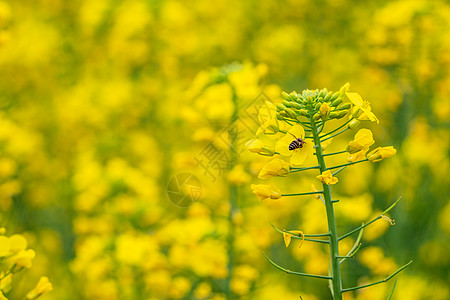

{"left": 320, "top": 127, "right": 350, "bottom": 143}
{"left": 339, "top": 198, "right": 401, "bottom": 240}
{"left": 282, "top": 191, "right": 324, "bottom": 197}
{"left": 327, "top": 159, "right": 368, "bottom": 171}
{"left": 342, "top": 261, "right": 413, "bottom": 292}
{"left": 290, "top": 165, "right": 320, "bottom": 173}
{"left": 332, "top": 166, "right": 347, "bottom": 176}
{"left": 322, "top": 150, "right": 347, "bottom": 157}
{"left": 270, "top": 223, "right": 331, "bottom": 244}
{"left": 320, "top": 118, "right": 353, "bottom": 138}
{"left": 263, "top": 253, "right": 332, "bottom": 280}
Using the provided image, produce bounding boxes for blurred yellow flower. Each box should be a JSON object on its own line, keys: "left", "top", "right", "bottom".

{"left": 0, "top": 291, "right": 6, "bottom": 300}
{"left": 316, "top": 170, "right": 338, "bottom": 185}
{"left": 251, "top": 184, "right": 282, "bottom": 202}
{"left": 246, "top": 139, "right": 274, "bottom": 155}
{"left": 367, "top": 146, "right": 397, "bottom": 162}
{"left": 9, "top": 234, "right": 27, "bottom": 253}
{"left": 275, "top": 125, "right": 313, "bottom": 166}
{"left": 11, "top": 249, "right": 36, "bottom": 269}
{"left": 0, "top": 236, "right": 10, "bottom": 257}
{"left": 258, "top": 158, "right": 290, "bottom": 179}
{"left": 227, "top": 164, "right": 250, "bottom": 185}
{"left": 0, "top": 272, "right": 11, "bottom": 293}
{"left": 26, "top": 276, "right": 53, "bottom": 300}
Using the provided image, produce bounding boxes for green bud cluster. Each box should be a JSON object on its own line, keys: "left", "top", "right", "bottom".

{"left": 276, "top": 83, "right": 351, "bottom": 122}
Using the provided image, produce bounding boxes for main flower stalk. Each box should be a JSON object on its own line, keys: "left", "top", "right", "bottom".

{"left": 310, "top": 118, "right": 342, "bottom": 300}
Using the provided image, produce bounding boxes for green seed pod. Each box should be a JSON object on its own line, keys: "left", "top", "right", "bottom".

{"left": 337, "top": 103, "right": 351, "bottom": 110}
{"left": 324, "top": 91, "right": 333, "bottom": 102}
{"left": 331, "top": 98, "right": 343, "bottom": 107}
{"left": 330, "top": 91, "right": 340, "bottom": 101}
{"left": 276, "top": 104, "right": 286, "bottom": 111}
{"left": 281, "top": 100, "right": 292, "bottom": 107}
{"left": 281, "top": 91, "right": 291, "bottom": 101}
{"left": 313, "top": 113, "right": 321, "bottom": 120}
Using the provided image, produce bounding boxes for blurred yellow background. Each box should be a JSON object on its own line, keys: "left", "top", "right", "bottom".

{"left": 0, "top": 0, "right": 449, "bottom": 299}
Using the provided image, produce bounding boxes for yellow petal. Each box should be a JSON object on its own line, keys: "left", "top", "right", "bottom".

{"left": 283, "top": 232, "right": 292, "bottom": 247}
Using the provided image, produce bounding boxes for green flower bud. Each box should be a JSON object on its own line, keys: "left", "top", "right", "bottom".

{"left": 348, "top": 119, "right": 360, "bottom": 129}
{"left": 324, "top": 91, "right": 333, "bottom": 101}
{"left": 292, "top": 102, "right": 302, "bottom": 109}
{"left": 281, "top": 100, "right": 292, "bottom": 107}
{"left": 276, "top": 104, "right": 286, "bottom": 111}
{"left": 285, "top": 108, "right": 297, "bottom": 119}
{"left": 281, "top": 91, "right": 291, "bottom": 101}
{"left": 313, "top": 113, "right": 321, "bottom": 120}
{"left": 319, "top": 89, "right": 327, "bottom": 98}
{"left": 307, "top": 96, "right": 314, "bottom": 103}
{"left": 337, "top": 103, "right": 351, "bottom": 110}
{"left": 289, "top": 91, "right": 299, "bottom": 101}
{"left": 331, "top": 98, "right": 343, "bottom": 107}
{"left": 276, "top": 113, "right": 284, "bottom": 120}
{"left": 299, "top": 109, "right": 309, "bottom": 116}
{"left": 339, "top": 82, "right": 350, "bottom": 97}
{"left": 329, "top": 111, "right": 339, "bottom": 119}
{"left": 336, "top": 110, "right": 348, "bottom": 118}
{"left": 330, "top": 91, "right": 340, "bottom": 101}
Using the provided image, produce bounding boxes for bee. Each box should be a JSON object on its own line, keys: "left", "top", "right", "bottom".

{"left": 288, "top": 132, "right": 306, "bottom": 150}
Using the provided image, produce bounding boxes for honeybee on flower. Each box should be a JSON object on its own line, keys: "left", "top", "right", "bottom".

{"left": 275, "top": 125, "right": 313, "bottom": 166}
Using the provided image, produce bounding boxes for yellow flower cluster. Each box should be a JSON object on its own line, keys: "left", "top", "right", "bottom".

{"left": 0, "top": 229, "right": 52, "bottom": 300}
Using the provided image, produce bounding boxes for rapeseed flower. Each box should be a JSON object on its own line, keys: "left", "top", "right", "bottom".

{"left": 258, "top": 158, "right": 290, "bottom": 179}
{"left": 316, "top": 170, "right": 338, "bottom": 185}
{"left": 367, "top": 146, "right": 397, "bottom": 162}
{"left": 251, "top": 184, "right": 282, "bottom": 202}
{"left": 346, "top": 92, "right": 379, "bottom": 123}
{"left": 275, "top": 125, "right": 313, "bottom": 166}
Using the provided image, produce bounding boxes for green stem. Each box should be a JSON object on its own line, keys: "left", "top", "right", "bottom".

{"left": 320, "top": 127, "right": 350, "bottom": 142}
{"left": 332, "top": 166, "right": 347, "bottom": 176}
{"left": 311, "top": 118, "right": 343, "bottom": 300}
{"left": 263, "top": 253, "right": 332, "bottom": 280}
{"left": 322, "top": 150, "right": 347, "bottom": 157}
{"left": 327, "top": 159, "right": 368, "bottom": 171}
{"left": 289, "top": 165, "right": 320, "bottom": 173}
{"left": 282, "top": 191, "right": 324, "bottom": 197}
{"left": 270, "top": 223, "right": 331, "bottom": 244}
{"left": 342, "top": 261, "right": 413, "bottom": 292}
{"left": 320, "top": 118, "right": 353, "bottom": 138}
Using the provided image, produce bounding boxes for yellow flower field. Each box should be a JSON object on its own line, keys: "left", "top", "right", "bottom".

{"left": 0, "top": 0, "right": 449, "bottom": 299}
